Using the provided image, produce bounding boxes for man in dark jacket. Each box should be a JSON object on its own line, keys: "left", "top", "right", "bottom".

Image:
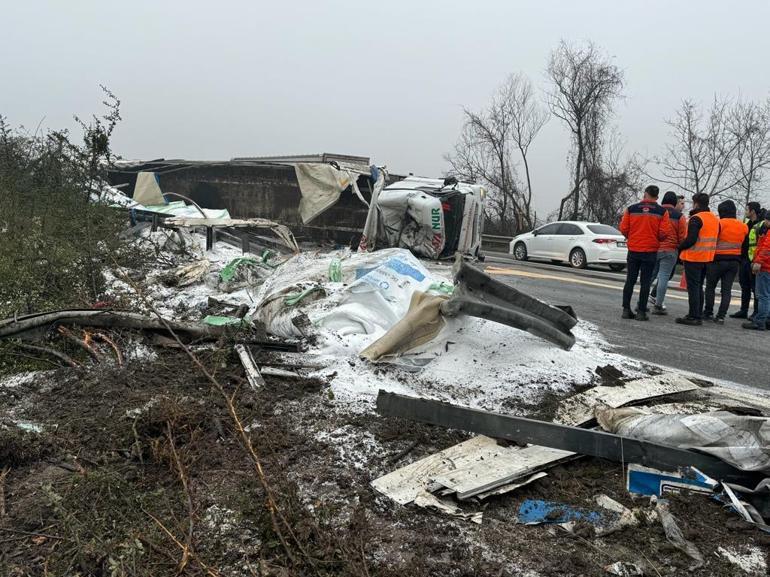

{"left": 618, "top": 185, "right": 671, "bottom": 320}
{"left": 676, "top": 193, "right": 719, "bottom": 326}
{"left": 704, "top": 200, "right": 748, "bottom": 323}
{"left": 731, "top": 202, "right": 763, "bottom": 319}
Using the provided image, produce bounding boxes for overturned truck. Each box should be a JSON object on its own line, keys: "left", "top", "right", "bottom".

{"left": 107, "top": 156, "right": 485, "bottom": 259}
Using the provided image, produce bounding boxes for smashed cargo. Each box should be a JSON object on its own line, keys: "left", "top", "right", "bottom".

{"left": 107, "top": 155, "right": 486, "bottom": 259}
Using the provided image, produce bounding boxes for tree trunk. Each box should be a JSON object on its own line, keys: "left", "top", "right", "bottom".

{"left": 520, "top": 146, "right": 534, "bottom": 229}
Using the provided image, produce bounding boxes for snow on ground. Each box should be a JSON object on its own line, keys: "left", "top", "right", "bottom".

{"left": 314, "top": 316, "right": 644, "bottom": 414}
{"left": 0, "top": 370, "right": 51, "bottom": 390}
{"left": 717, "top": 545, "right": 767, "bottom": 575}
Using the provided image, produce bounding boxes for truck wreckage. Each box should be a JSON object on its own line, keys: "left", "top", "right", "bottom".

{"left": 1, "top": 164, "right": 769, "bottom": 576}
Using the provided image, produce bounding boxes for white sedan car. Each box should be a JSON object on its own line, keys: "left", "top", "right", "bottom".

{"left": 508, "top": 221, "right": 628, "bottom": 270}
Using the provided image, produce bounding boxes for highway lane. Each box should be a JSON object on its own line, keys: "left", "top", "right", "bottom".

{"left": 484, "top": 257, "right": 767, "bottom": 389}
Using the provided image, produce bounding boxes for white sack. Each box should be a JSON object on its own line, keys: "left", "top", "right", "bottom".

{"left": 596, "top": 406, "right": 770, "bottom": 473}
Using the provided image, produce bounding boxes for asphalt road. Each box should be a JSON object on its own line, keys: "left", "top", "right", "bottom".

{"left": 483, "top": 254, "right": 766, "bottom": 390}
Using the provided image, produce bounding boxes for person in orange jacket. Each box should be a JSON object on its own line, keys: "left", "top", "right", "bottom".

{"left": 619, "top": 185, "right": 671, "bottom": 320}
{"left": 743, "top": 211, "right": 770, "bottom": 330}
{"left": 650, "top": 191, "right": 688, "bottom": 315}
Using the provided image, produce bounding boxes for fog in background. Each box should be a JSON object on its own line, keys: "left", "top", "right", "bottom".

{"left": 3, "top": 0, "right": 769, "bottom": 215}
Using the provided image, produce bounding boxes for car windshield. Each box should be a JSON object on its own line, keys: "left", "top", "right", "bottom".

{"left": 587, "top": 224, "right": 622, "bottom": 235}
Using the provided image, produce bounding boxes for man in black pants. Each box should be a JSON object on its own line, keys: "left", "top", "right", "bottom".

{"left": 704, "top": 200, "right": 749, "bottom": 323}
{"left": 731, "top": 202, "right": 763, "bottom": 319}
{"left": 618, "top": 185, "right": 671, "bottom": 320}
{"left": 677, "top": 193, "right": 719, "bottom": 326}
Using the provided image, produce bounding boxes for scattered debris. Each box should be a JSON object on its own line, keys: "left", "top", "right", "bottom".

{"left": 596, "top": 406, "right": 770, "bottom": 473}
{"left": 655, "top": 497, "right": 705, "bottom": 569}
{"left": 626, "top": 464, "right": 719, "bottom": 497}
{"left": 517, "top": 499, "right": 603, "bottom": 526}
{"left": 374, "top": 434, "right": 570, "bottom": 507}
{"left": 555, "top": 372, "right": 700, "bottom": 426}
{"left": 235, "top": 344, "right": 265, "bottom": 390}
{"left": 376, "top": 390, "right": 762, "bottom": 484}
{"left": 717, "top": 545, "right": 768, "bottom": 575}
{"left": 603, "top": 561, "right": 645, "bottom": 576}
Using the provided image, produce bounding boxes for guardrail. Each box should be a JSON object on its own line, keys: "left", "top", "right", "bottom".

{"left": 481, "top": 234, "right": 514, "bottom": 252}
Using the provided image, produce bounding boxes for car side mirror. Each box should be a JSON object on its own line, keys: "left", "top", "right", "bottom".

{"left": 532, "top": 229, "right": 539, "bottom": 236}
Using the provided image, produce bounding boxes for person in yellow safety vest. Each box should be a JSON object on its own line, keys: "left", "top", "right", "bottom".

{"left": 703, "top": 200, "right": 748, "bottom": 323}
{"left": 676, "top": 193, "right": 719, "bottom": 326}
{"left": 731, "top": 202, "right": 763, "bottom": 319}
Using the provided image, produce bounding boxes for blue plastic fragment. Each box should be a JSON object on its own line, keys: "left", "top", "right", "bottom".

{"left": 517, "top": 499, "right": 603, "bottom": 525}
{"left": 626, "top": 465, "right": 718, "bottom": 497}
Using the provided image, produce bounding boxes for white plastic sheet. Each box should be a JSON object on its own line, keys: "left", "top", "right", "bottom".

{"left": 596, "top": 406, "right": 770, "bottom": 473}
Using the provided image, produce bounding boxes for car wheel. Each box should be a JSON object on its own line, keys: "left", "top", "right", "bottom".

{"left": 513, "top": 242, "right": 528, "bottom": 261}
{"left": 569, "top": 248, "right": 587, "bottom": 269}
{"left": 609, "top": 264, "right": 625, "bottom": 272}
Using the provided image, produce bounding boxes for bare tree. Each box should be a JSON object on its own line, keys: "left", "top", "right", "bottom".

{"left": 653, "top": 97, "right": 743, "bottom": 200}
{"left": 504, "top": 74, "right": 549, "bottom": 225}
{"left": 546, "top": 40, "right": 624, "bottom": 220}
{"left": 445, "top": 73, "right": 547, "bottom": 234}
{"left": 730, "top": 98, "right": 770, "bottom": 206}
{"left": 582, "top": 130, "right": 641, "bottom": 224}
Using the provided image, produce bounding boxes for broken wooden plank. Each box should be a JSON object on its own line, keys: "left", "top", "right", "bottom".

{"left": 376, "top": 391, "right": 763, "bottom": 485}
{"left": 554, "top": 373, "right": 700, "bottom": 427}
{"left": 235, "top": 344, "right": 265, "bottom": 389}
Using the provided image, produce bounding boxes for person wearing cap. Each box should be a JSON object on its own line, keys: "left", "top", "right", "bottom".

{"left": 676, "top": 193, "right": 719, "bottom": 326}
{"left": 619, "top": 185, "right": 671, "bottom": 320}
{"left": 703, "top": 200, "right": 748, "bottom": 323}
{"left": 730, "top": 202, "right": 763, "bottom": 319}
{"left": 743, "top": 211, "right": 770, "bottom": 330}
{"left": 649, "top": 191, "right": 687, "bottom": 315}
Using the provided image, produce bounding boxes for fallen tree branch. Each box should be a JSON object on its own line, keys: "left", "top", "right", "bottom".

{"left": 0, "top": 310, "right": 226, "bottom": 340}
{"left": 144, "top": 508, "right": 221, "bottom": 577}
{"left": 13, "top": 342, "right": 80, "bottom": 368}
{"left": 57, "top": 326, "right": 103, "bottom": 362}
{"left": 93, "top": 331, "right": 123, "bottom": 366}
{"left": 166, "top": 422, "right": 196, "bottom": 575}
{"left": 0, "top": 467, "right": 9, "bottom": 518}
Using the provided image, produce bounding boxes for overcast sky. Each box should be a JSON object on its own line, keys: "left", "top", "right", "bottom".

{"left": 3, "top": 0, "right": 769, "bottom": 215}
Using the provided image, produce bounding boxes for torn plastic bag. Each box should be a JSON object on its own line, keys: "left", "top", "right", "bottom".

{"left": 596, "top": 406, "right": 770, "bottom": 473}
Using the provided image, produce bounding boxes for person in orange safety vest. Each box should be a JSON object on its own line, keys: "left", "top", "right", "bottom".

{"left": 676, "top": 193, "right": 720, "bottom": 326}
{"left": 703, "top": 200, "right": 748, "bottom": 323}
